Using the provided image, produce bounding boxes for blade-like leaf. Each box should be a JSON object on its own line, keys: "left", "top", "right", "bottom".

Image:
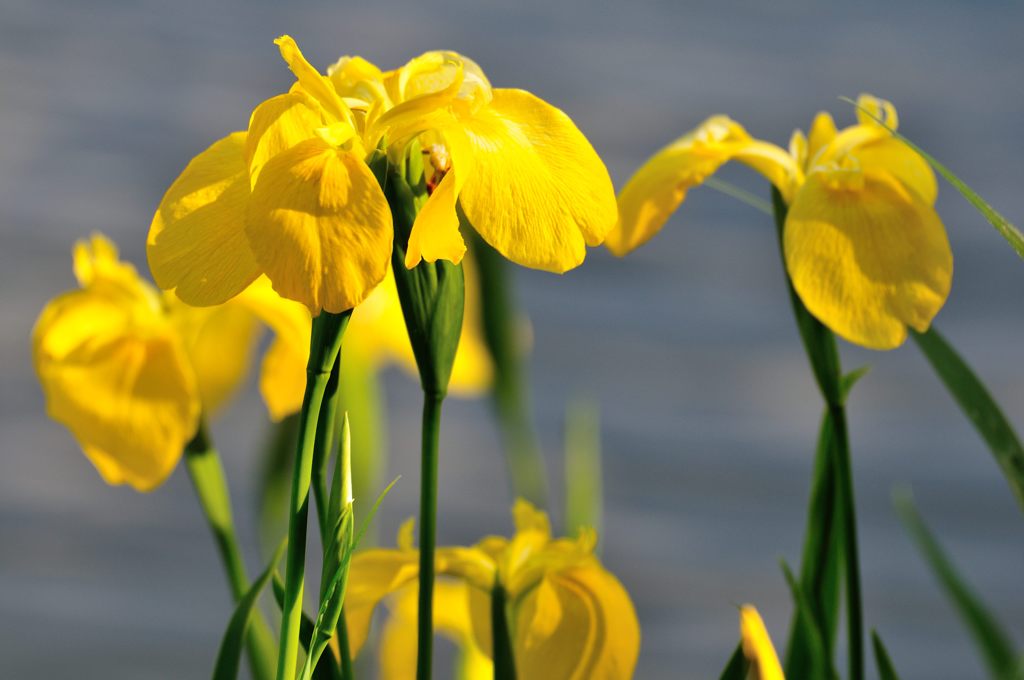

{"left": 894, "top": 491, "right": 1019, "bottom": 679}
{"left": 871, "top": 630, "right": 901, "bottom": 680}
{"left": 212, "top": 539, "right": 286, "bottom": 680}
{"left": 842, "top": 96, "right": 1024, "bottom": 260}
{"left": 781, "top": 561, "right": 832, "bottom": 680}
{"left": 719, "top": 643, "right": 749, "bottom": 680}
{"left": 271, "top": 574, "right": 341, "bottom": 680}
{"left": 912, "top": 328, "right": 1024, "bottom": 511}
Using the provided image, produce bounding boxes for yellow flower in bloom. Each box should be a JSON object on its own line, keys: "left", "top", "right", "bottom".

{"left": 739, "top": 606, "right": 785, "bottom": 680}
{"left": 344, "top": 500, "right": 640, "bottom": 679}
{"left": 608, "top": 95, "right": 952, "bottom": 350}
{"left": 32, "top": 234, "right": 309, "bottom": 491}
{"left": 148, "top": 36, "right": 616, "bottom": 317}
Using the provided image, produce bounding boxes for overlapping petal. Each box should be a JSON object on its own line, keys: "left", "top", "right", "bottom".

{"left": 455, "top": 89, "right": 617, "bottom": 273}
{"left": 784, "top": 170, "right": 952, "bottom": 349}
{"left": 246, "top": 91, "right": 325, "bottom": 187}
{"left": 148, "top": 132, "right": 261, "bottom": 306}
{"left": 246, "top": 137, "right": 393, "bottom": 314}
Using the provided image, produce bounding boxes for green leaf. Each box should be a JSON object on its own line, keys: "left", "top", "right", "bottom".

{"left": 894, "top": 490, "right": 1019, "bottom": 679}
{"left": 271, "top": 574, "right": 341, "bottom": 680}
{"left": 841, "top": 96, "right": 1024, "bottom": 260}
{"left": 718, "top": 643, "right": 749, "bottom": 680}
{"left": 912, "top": 327, "right": 1024, "bottom": 511}
{"left": 212, "top": 539, "right": 286, "bottom": 680}
{"left": 786, "top": 409, "right": 842, "bottom": 678}
{"left": 871, "top": 630, "right": 901, "bottom": 680}
{"left": 781, "top": 561, "right": 832, "bottom": 680}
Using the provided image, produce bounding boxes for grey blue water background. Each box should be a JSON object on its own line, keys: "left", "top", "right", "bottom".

{"left": 2, "top": 1, "right": 1023, "bottom": 677}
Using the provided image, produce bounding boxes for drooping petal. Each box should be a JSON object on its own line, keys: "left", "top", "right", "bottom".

{"left": 404, "top": 168, "right": 467, "bottom": 267}
{"left": 784, "top": 170, "right": 953, "bottom": 350}
{"left": 851, "top": 137, "right": 938, "bottom": 205}
{"left": 739, "top": 606, "right": 784, "bottom": 680}
{"left": 33, "top": 289, "right": 199, "bottom": 492}
{"left": 246, "top": 92, "right": 325, "bottom": 188}
{"left": 245, "top": 137, "right": 393, "bottom": 314}
{"left": 148, "top": 132, "right": 261, "bottom": 306}
{"left": 230, "top": 277, "right": 312, "bottom": 419}
{"left": 456, "top": 89, "right": 617, "bottom": 273}
{"left": 608, "top": 116, "right": 797, "bottom": 256}
{"left": 344, "top": 549, "right": 420, "bottom": 657}
{"left": 171, "top": 300, "right": 262, "bottom": 415}
{"left": 514, "top": 566, "right": 640, "bottom": 680}
{"left": 378, "top": 581, "right": 493, "bottom": 680}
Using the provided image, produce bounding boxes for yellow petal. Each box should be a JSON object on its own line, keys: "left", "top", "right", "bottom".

{"left": 608, "top": 116, "right": 797, "bottom": 256}
{"left": 514, "top": 566, "right": 640, "bottom": 680}
{"left": 148, "top": 132, "right": 261, "bottom": 306}
{"left": 345, "top": 549, "right": 420, "bottom": 658}
{"left": 229, "top": 277, "right": 312, "bottom": 419}
{"left": 740, "top": 606, "right": 785, "bottom": 680}
{"left": 379, "top": 581, "right": 493, "bottom": 680}
{"left": 806, "top": 112, "right": 838, "bottom": 164}
{"left": 171, "top": 300, "right": 262, "bottom": 416}
{"left": 245, "top": 138, "right": 393, "bottom": 314}
{"left": 404, "top": 168, "right": 468, "bottom": 267}
{"left": 274, "top": 35, "right": 350, "bottom": 124}
{"left": 246, "top": 92, "right": 325, "bottom": 188}
{"left": 784, "top": 170, "right": 953, "bottom": 350}
{"left": 852, "top": 137, "right": 938, "bottom": 205}
{"left": 33, "top": 286, "right": 199, "bottom": 492}
{"left": 456, "top": 89, "right": 617, "bottom": 273}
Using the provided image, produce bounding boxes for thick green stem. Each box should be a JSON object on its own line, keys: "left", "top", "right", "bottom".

{"left": 491, "top": 581, "right": 517, "bottom": 680}
{"left": 771, "top": 188, "right": 863, "bottom": 680}
{"left": 276, "top": 312, "right": 351, "bottom": 680}
{"left": 416, "top": 392, "right": 444, "bottom": 680}
{"left": 184, "top": 422, "right": 277, "bottom": 680}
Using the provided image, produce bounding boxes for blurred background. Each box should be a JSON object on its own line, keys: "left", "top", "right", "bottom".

{"left": 2, "top": 0, "right": 1023, "bottom": 677}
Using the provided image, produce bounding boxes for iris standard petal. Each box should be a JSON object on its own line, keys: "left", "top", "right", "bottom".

{"left": 404, "top": 168, "right": 468, "bottom": 267}
{"left": 246, "top": 137, "right": 393, "bottom": 314}
{"left": 148, "top": 132, "right": 261, "bottom": 306}
{"left": 784, "top": 170, "right": 953, "bottom": 350}
{"left": 456, "top": 89, "right": 617, "bottom": 273}
{"left": 274, "top": 35, "right": 351, "bottom": 124}
{"left": 740, "top": 606, "right": 785, "bottom": 680}
{"left": 246, "top": 91, "right": 324, "bottom": 188}
{"left": 33, "top": 291, "right": 199, "bottom": 491}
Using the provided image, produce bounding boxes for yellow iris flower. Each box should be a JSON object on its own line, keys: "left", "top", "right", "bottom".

{"left": 608, "top": 95, "right": 953, "bottom": 350}
{"left": 345, "top": 500, "right": 640, "bottom": 679}
{"left": 148, "top": 36, "right": 617, "bottom": 316}
{"left": 739, "top": 606, "right": 785, "bottom": 680}
{"left": 32, "top": 234, "right": 309, "bottom": 491}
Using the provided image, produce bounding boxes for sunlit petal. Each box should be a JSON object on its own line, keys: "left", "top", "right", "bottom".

{"left": 246, "top": 92, "right": 325, "bottom": 188}
{"left": 784, "top": 170, "right": 952, "bottom": 349}
{"left": 740, "top": 606, "right": 785, "bottom": 680}
{"left": 246, "top": 138, "right": 393, "bottom": 314}
{"left": 147, "top": 132, "right": 261, "bottom": 306}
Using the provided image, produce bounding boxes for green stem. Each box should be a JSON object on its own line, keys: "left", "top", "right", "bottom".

{"left": 771, "top": 188, "right": 863, "bottom": 680}
{"left": 184, "top": 421, "right": 277, "bottom": 680}
{"left": 491, "top": 581, "right": 517, "bottom": 680}
{"left": 338, "top": 613, "right": 354, "bottom": 680}
{"left": 276, "top": 311, "right": 351, "bottom": 680}
{"left": 416, "top": 391, "right": 444, "bottom": 680}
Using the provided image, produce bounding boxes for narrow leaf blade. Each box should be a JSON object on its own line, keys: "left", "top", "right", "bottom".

{"left": 718, "top": 643, "right": 749, "bottom": 680}
{"left": 912, "top": 328, "right": 1024, "bottom": 511}
{"left": 871, "top": 630, "right": 901, "bottom": 680}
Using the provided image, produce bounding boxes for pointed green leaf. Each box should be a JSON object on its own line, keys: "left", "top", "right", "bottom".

{"left": 271, "top": 574, "right": 341, "bottom": 680}
{"left": 894, "top": 490, "right": 1019, "bottom": 678}
{"left": 912, "top": 328, "right": 1024, "bottom": 511}
{"left": 781, "top": 561, "right": 832, "bottom": 680}
{"left": 842, "top": 96, "right": 1024, "bottom": 260}
{"left": 212, "top": 539, "right": 286, "bottom": 680}
{"left": 871, "top": 630, "right": 901, "bottom": 680}
{"left": 719, "top": 643, "right": 749, "bottom": 680}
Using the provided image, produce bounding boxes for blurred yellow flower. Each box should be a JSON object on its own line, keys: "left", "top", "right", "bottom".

{"left": 344, "top": 500, "right": 640, "bottom": 679}
{"left": 148, "top": 36, "right": 617, "bottom": 317}
{"left": 608, "top": 94, "right": 952, "bottom": 350}
{"left": 32, "top": 234, "right": 308, "bottom": 491}
{"left": 739, "top": 606, "right": 785, "bottom": 680}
